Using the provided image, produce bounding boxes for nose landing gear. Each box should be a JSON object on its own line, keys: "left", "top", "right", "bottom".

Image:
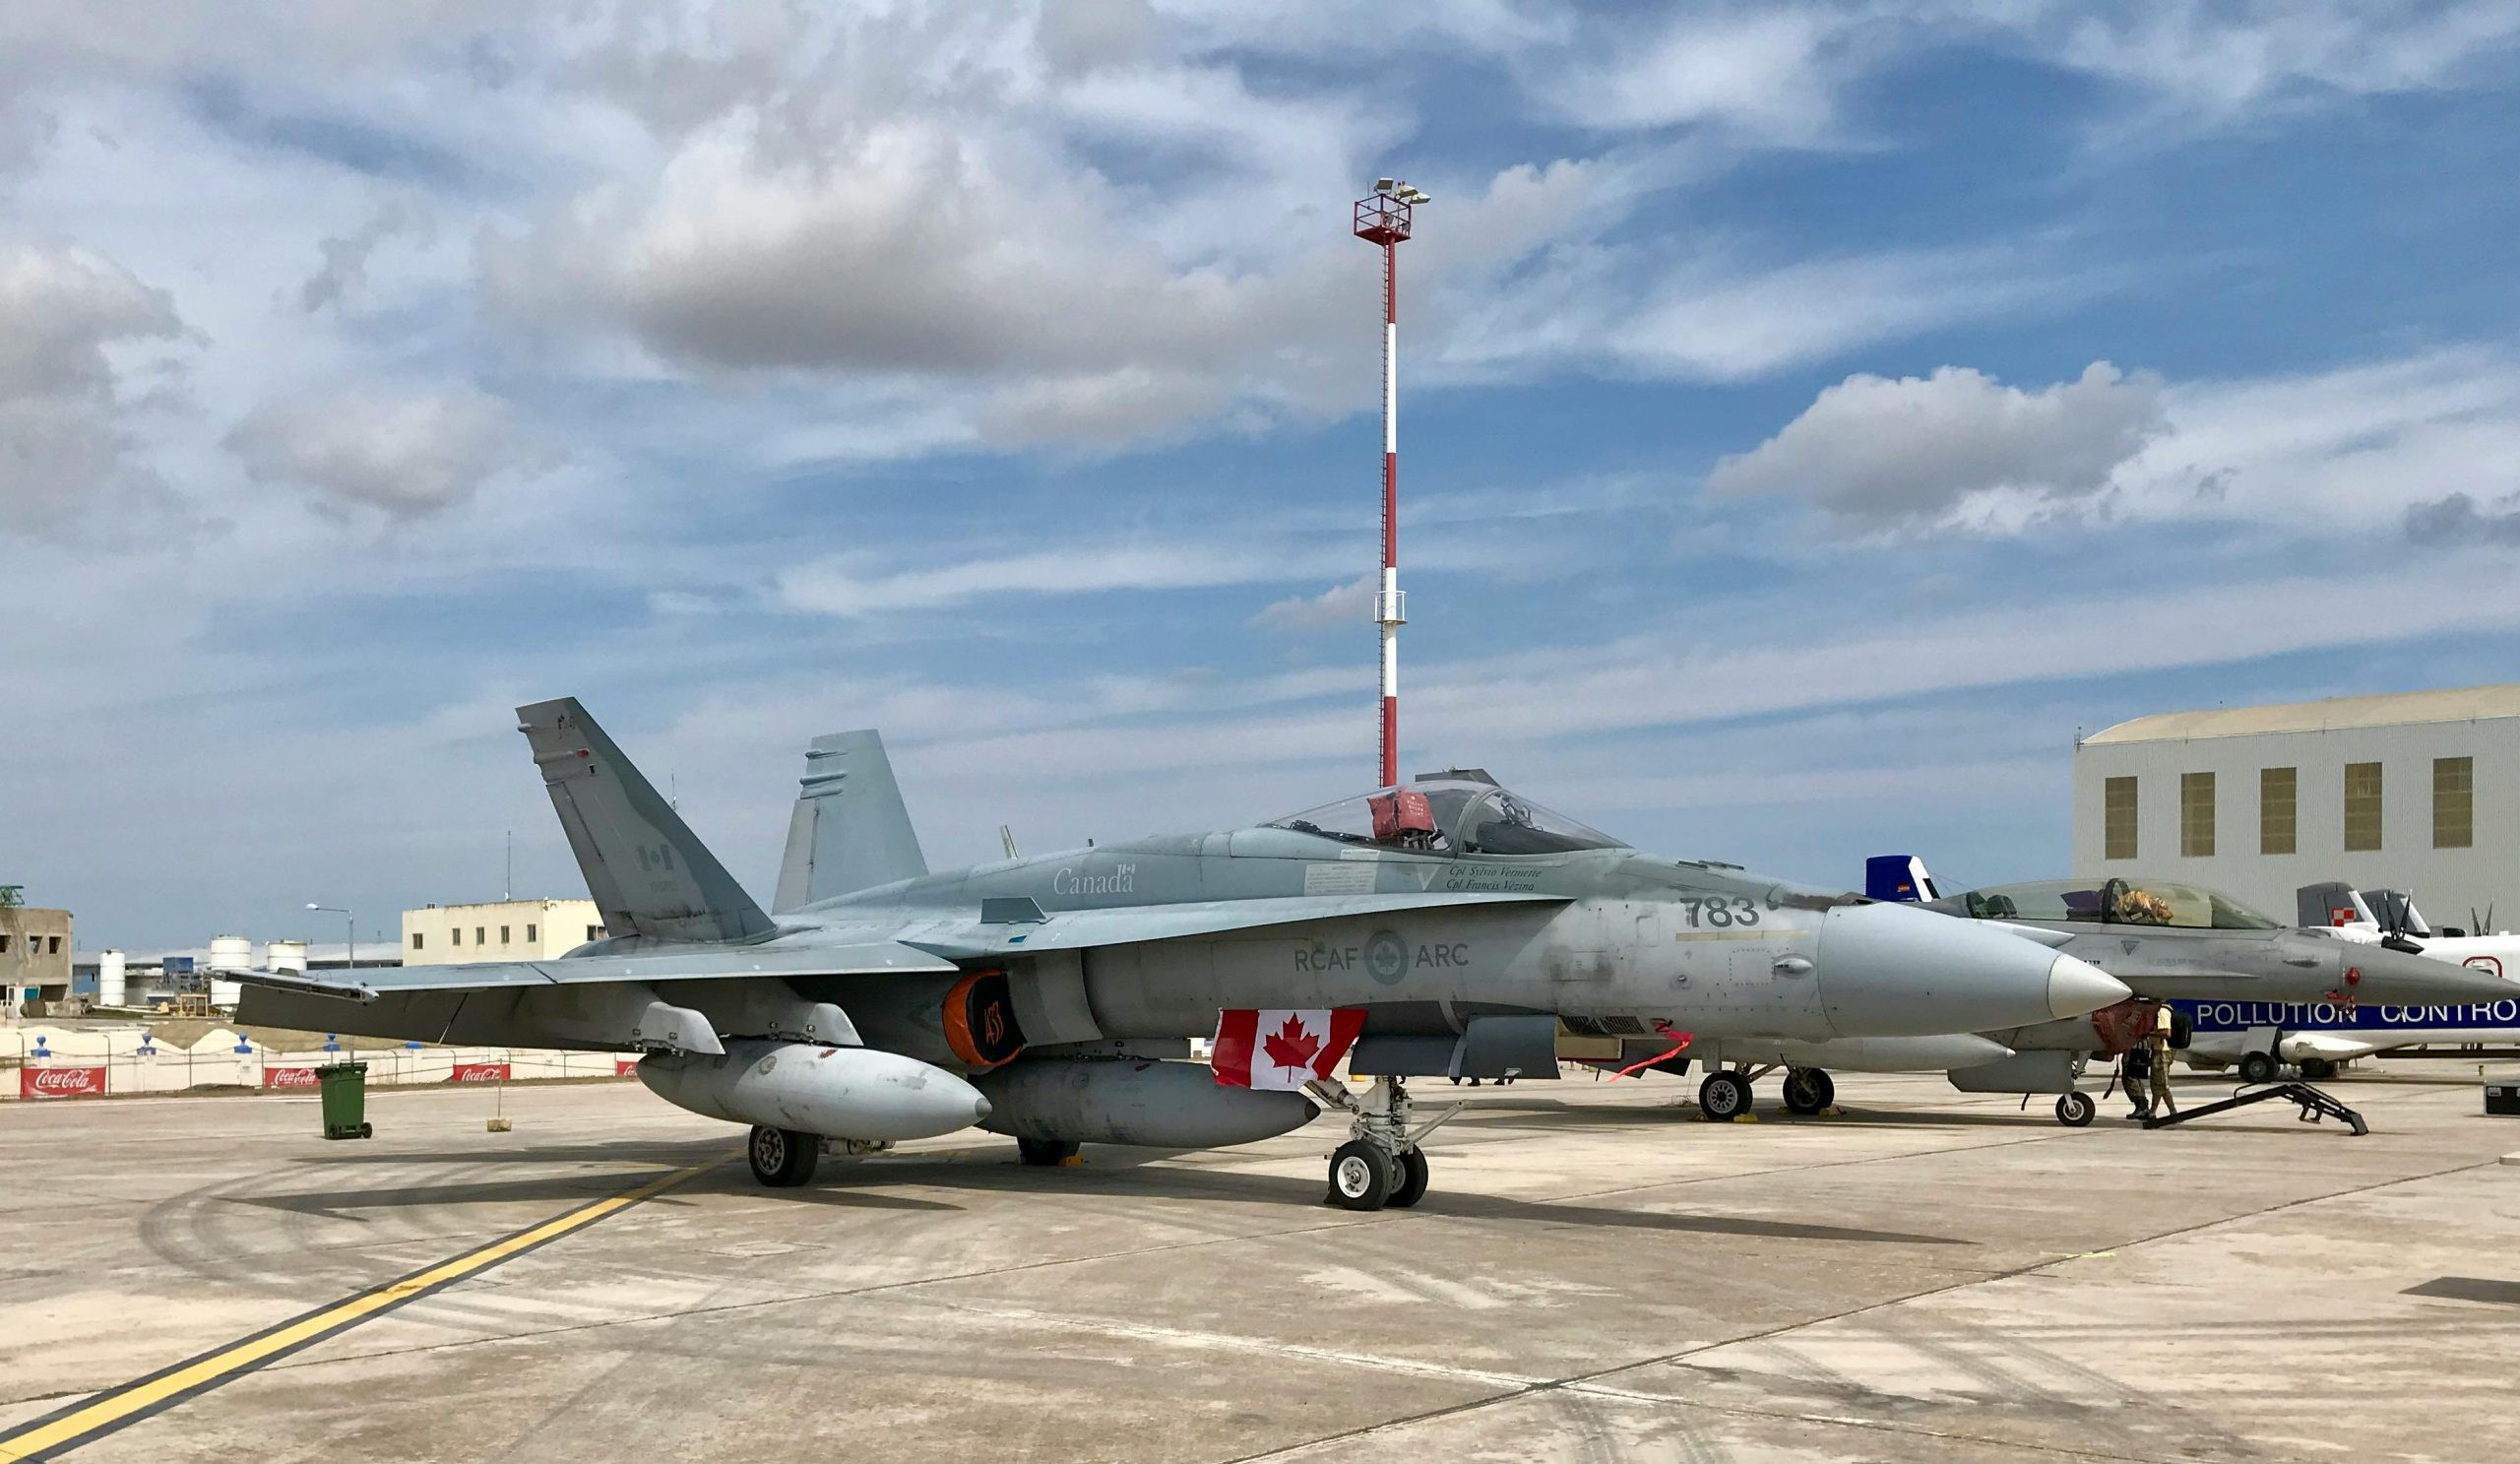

{"left": 1310, "top": 1074, "right": 1455, "bottom": 1211}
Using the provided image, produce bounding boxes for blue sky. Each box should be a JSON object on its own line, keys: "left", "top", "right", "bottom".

{"left": 8, "top": 2, "right": 2520, "bottom": 950}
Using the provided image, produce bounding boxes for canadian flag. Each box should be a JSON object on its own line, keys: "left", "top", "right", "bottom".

{"left": 1212, "top": 1008, "right": 1365, "bottom": 1090}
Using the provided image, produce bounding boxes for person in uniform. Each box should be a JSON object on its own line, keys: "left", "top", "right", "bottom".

{"left": 2146, "top": 1002, "right": 2178, "bottom": 1116}
{"left": 2121, "top": 1039, "right": 2153, "bottom": 1120}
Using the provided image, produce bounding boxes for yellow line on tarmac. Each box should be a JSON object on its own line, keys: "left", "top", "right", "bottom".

{"left": 0, "top": 1160, "right": 716, "bottom": 1463}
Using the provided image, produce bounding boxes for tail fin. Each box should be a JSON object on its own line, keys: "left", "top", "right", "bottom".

{"left": 2297, "top": 881, "right": 2371, "bottom": 929}
{"left": 773, "top": 730, "right": 927, "bottom": 913}
{"left": 517, "top": 698, "right": 774, "bottom": 943}
{"left": 1864, "top": 855, "right": 1942, "bottom": 903}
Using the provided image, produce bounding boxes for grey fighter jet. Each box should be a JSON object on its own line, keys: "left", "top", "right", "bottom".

{"left": 238, "top": 701, "right": 2128, "bottom": 1210}
{"left": 1636, "top": 862, "right": 2515, "bottom": 1126}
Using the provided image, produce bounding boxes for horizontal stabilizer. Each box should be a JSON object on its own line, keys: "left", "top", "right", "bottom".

{"left": 518, "top": 697, "right": 775, "bottom": 943}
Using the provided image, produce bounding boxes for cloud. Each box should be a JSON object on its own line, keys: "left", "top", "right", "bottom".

{"left": 225, "top": 385, "right": 525, "bottom": 519}
{"left": 1254, "top": 573, "right": 1375, "bottom": 631}
{"left": 2405, "top": 492, "right": 2520, "bottom": 546}
{"left": 1709, "top": 361, "right": 2167, "bottom": 527}
{"left": 0, "top": 241, "right": 186, "bottom": 538}
{"left": 298, "top": 200, "right": 427, "bottom": 313}
{"left": 774, "top": 541, "right": 1331, "bottom": 617}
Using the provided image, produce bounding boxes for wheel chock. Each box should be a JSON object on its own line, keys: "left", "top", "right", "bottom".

{"left": 485, "top": 1117, "right": 513, "bottom": 1133}
{"left": 1057, "top": 1154, "right": 1084, "bottom": 1167}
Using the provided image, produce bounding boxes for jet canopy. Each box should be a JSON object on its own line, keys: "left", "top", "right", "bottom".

{"left": 1267, "top": 779, "right": 1625, "bottom": 857}
{"left": 1935, "top": 877, "right": 2283, "bottom": 930}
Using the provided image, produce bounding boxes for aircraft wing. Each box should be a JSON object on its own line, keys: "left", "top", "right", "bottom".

{"left": 233, "top": 941, "right": 959, "bottom": 999}
{"left": 898, "top": 890, "right": 1570, "bottom": 961}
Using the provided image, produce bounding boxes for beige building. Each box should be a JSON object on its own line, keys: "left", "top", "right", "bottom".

{"left": 3, "top": 901, "right": 75, "bottom": 1006}
{"left": 402, "top": 899, "right": 604, "bottom": 966}
{"left": 2074, "top": 685, "right": 2520, "bottom": 926}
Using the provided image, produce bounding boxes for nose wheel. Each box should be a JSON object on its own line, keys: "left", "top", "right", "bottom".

{"left": 1781, "top": 1067, "right": 1834, "bottom": 1114}
{"left": 2054, "top": 1092, "right": 2096, "bottom": 1127}
{"left": 1313, "top": 1075, "right": 1452, "bottom": 1211}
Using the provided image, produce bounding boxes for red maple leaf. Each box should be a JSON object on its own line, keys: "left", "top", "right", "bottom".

{"left": 1262, "top": 1015, "right": 1322, "bottom": 1073}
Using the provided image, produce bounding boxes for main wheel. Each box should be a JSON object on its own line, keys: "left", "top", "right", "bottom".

{"left": 2298, "top": 1057, "right": 2337, "bottom": 1081}
{"left": 2055, "top": 1092, "right": 2096, "bottom": 1127}
{"left": 1698, "top": 1070, "right": 1751, "bottom": 1120}
{"left": 1782, "top": 1068, "right": 1835, "bottom": 1114}
{"left": 1387, "top": 1148, "right": 1430, "bottom": 1208}
{"left": 1327, "top": 1140, "right": 1397, "bottom": 1210}
{"left": 2238, "top": 1051, "right": 2281, "bottom": 1085}
{"left": 748, "top": 1124, "right": 819, "bottom": 1187}
{"left": 1017, "top": 1137, "right": 1081, "bottom": 1167}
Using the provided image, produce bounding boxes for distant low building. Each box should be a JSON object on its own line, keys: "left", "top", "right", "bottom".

{"left": 2074, "top": 685, "right": 2520, "bottom": 927}
{"left": 403, "top": 899, "right": 604, "bottom": 966}
{"left": 2, "top": 898, "right": 75, "bottom": 1009}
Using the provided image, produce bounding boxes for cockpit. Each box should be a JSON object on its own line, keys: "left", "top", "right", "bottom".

{"left": 1928, "top": 877, "right": 2283, "bottom": 930}
{"left": 1266, "top": 778, "right": 1626, "bottom": 857}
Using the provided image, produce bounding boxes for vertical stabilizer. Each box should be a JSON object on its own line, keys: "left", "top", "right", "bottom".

{"left": 774, "top": 730, "right": 928, "bottom": 913}
{"left": 516, "top": 698, "right": 774, "bottom": 943}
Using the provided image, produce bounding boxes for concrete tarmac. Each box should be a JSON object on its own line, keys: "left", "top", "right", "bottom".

{"left": 3, "top": 1063, "right": 2517, "bottom": 1462}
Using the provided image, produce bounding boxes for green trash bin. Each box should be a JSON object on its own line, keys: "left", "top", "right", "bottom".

{"left": 318, "top": 1061, "right": 373, "bottom": 1140}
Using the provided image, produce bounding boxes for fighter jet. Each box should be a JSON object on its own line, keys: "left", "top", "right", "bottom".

{"left": 238, "top": 702, "right": 2128, "bottom": 1210}
{"left": 1616, "top": 859, "right": 2515, "bottom": 1126}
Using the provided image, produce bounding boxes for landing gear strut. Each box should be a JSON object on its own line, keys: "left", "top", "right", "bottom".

{"left": 1310, "top": 1074, "right": 1456, "bottom": 1212}
{"left": 1017, "top": 1137, "right": 1080, "bottom": 1167}
{"left": 748, "top": 1124, "right": 819, "bottom": 1187}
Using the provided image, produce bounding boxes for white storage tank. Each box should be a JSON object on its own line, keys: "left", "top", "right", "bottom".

{"left": 208, "top": 934, "right": 251, "bottom": 1008}
{"left": 267, "top": 939, "right": 308, "bottom": 975}
{"left": 99, "top": 950, "right": 128, "bottom": 1007}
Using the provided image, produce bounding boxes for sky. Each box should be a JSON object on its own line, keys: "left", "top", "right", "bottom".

{"left": 8, "top": 0, "right": 2520, "bottom": 952}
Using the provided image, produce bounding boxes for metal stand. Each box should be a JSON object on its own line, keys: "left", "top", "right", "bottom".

{"left": 1306, "top": 1074, "right": 1463, "bottom": 1210}
{"left": 2140, "top": 1082, "right": 2368, "bottom": 1136}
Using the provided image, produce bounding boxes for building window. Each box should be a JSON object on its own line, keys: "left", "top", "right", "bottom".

{"left": 2345, "top": 762, "right": 2383, "bottom": 852}
{"left": 2104, "top": 776, "right": 2138, "bottom": 860}
{"left": 452, "top": 927, "right": 461, "bottom": 946}
{"left": 0, "top": 934, "right": 10, "bottom": 953}
{"left": 47, "top": 936, "right": 60, "bottom": 955}
{"left": 2179, "top": 772, "right": 2215, "bottom": 858}
{"left": 475, "top": 926, "right": 486, "bottom": 945}
{"left": 2434, "top": 756, "right": 2474, "bottom": 849}
{"left": 411, "top": 933, "right": 424, "bottom": 950}
{"left": 587, "top": 925, "right": 603, "bottom": 941}
{"left": 526, "top": 923, "right": 537, "bottom": 942}
{"left": 2260, "top": 767, "right": 2297, "bottom": 855}
{"left": 500, "top": 925, "right": 511, "bottom": 944}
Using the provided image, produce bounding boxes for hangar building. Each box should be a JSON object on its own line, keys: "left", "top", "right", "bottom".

{"left": 2073, "top": 685, "right": 2520, "bottom": 928}
{"left": 403, "top": 898, "right": 605, "bottom": 967}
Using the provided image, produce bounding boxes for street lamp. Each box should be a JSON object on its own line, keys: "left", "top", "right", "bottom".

{"left": 307, "top": 903, "right": 354, "bottom": 971}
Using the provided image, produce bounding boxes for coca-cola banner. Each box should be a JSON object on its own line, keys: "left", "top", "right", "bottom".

{"left": 450, "top": 1062, "right": 511, "bottom": 1083}
{"left": 614, "top": 1058, "right": 641, "bottom": 1077}
{"left": 263, "top": 1066, "right": 321, "bottom": 1090}
{"left": 22, "top": 1065, "right": 108, "bottom": 1100}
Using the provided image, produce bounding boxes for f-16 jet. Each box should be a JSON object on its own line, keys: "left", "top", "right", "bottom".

{"left": 1607, "top": 858, "right": 2514, "bottom": 1125}
{"left": 239, "top": 702, "right": 2129, "bottom": 1210}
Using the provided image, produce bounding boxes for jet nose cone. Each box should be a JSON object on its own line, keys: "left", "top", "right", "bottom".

{"left": 2347, "top": 944, "right": 2517, "bottom": 1003}
{"left": 973, "top": 1094, "right": 993, "bottom": 1124}
{"left": 2047, "top": 952, "right": 2131, "bottom": 1019}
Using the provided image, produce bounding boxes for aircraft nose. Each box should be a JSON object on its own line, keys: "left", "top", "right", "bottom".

{"left": 1818, "top": 901, "right": 2116, "bottom": 1037}
{"left": 2347, "top": 943, "right": 2516, "bottom": 1003}
{"left": 2047, "top": 953, "right": 2132, "bottom": 1019}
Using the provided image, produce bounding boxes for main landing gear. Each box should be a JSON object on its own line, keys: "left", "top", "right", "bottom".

{"left": 748, "top": 1124, "right": 818, "bottom": 1187}
{"left": 1310, "top": 1074, "right": 1456, "bottom": 1211}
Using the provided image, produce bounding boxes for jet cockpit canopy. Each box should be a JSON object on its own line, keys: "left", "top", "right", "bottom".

{"left": 1267, "top": 779, "right": 1625, "bottom": 857}
{"left": 1929, "top": 877, "right": 2282, "bottom": 930}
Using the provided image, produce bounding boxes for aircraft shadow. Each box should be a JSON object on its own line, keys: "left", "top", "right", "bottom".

{"left": 839, "top": 1150, "right": 1969, "bottom": 1245}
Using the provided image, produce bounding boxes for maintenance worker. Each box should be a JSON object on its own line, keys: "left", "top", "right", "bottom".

{"left": 2121, "top": 1039, "right": 2153, "bottom": 1120}
{"left": 2146, "top": 1002, "right": 2178, "bottom": 1116}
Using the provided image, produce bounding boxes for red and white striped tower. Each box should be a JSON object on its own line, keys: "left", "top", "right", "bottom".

{"left": 1354, "top": 178, "right": 1425, "bottom": 789}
